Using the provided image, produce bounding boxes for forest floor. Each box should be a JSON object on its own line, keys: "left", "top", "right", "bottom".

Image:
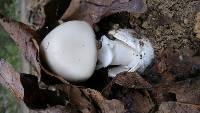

{"left": 1, "top": 0, "right": 200, "bottom": 113}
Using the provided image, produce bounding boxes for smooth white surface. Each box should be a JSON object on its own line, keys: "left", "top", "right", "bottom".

{"left": 97, "top": 29, "right": 154, "bottom": 77}
{"left": 108, "top": 66, "right": 129, "bottom": 78}
{"left": 97, "top": 36, "right": 113, "bottom": 69}
{"left": 40, "top": 21, "right": 97, "bottom": 82}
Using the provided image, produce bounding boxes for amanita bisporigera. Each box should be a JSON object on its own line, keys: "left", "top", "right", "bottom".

{"left": 40, "top": 21, "right": 154, "bottom": 82}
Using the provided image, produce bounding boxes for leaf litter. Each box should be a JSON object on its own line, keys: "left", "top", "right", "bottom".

{"left": 0, "top": 0, "right": 200, "bottom": 113}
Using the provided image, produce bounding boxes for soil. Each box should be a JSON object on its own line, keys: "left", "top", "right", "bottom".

{"left": 143, "top": 0, "right": 200, "bottom": 52}
{"left": 98, "top": 0, "right": 200, "bottom": 54}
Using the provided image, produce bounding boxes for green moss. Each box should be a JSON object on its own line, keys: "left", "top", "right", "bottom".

{"left": 0, "top": 0, "right": 22, "bottom": 113}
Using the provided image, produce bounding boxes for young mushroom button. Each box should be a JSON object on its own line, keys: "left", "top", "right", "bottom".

{"left": 40, "top": 21, "right": 97, "bottom": 82}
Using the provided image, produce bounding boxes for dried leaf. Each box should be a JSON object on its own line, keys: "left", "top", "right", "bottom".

{"left": 153, "top": 77, "right": 200, "bottom": 104}
{"left": 157, "top": 102, "right": 200, "bottom": 113}
{"left": 152, "top": 76, "right": 200, "bottom": 105}
{"left": 0, "top": 59, "right": 66, "bottom": 109}
{"left": 113, "top": 72, "right": 152, "bottom": 89}
{"left": 169, "top": 77, "right": 200, "bottom": 105}
{"left": 61, "top": 0, "right": 147, "bottom": 25}
{"left": 0, "top": 13, "right": 41, "bottom": 77}
{"left": 145, "top": 48, "right": 200, "bottom": 84}
{"left": 20, "top": 74, "right": 66, "bottom": 109}
{"left": 0, "top": 59, "right": 24, "bottom": 100}
{"left": 122, "top": 90, "right": 154, "bottom": 113}
{"left": 103, "top": 83, "right": 154, "bottom": 113}
{"left": 55, "top": 84, "right": 96, "bottom": 113}
{"left": 84, "top": 88, "right": 125, "bottom": 113}
{"left": 56, "top": 84, "right": 125, "bottom": 113}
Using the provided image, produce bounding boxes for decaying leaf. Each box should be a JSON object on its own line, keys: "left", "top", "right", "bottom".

{"left": 0, "top": 59, "right": 24, "bottom": 100}
{"left": 168, "top": 76, "right": 200, "bottom": 105}
{"left": 84, "top": 88, "right": 125, "bottom": 113}
{"left": 61, "top": 0, "right": 147, "bottom": 25}
{"left": 20, "top": 74, "right": 66, "bottom": 109}
{"left": 55, "top": 84, "right": 96, "bottom": 113}
{"left": 0, "top": 13, "right": 41, "bottom": 77}
{"left": 113, "top": 72, "right": 152, "bottom": 89}
{"left": 157, "top": 102, "right": 200, "bottom": 113}
{"left": 145, "top": 48, "right": 200, "bottom": 84}
{"left": 103, "top": 83, "right": 154, "bottom": 113}
{"left": 0, "top": 13, "right": 70, "bottom": 84}
{"left": 152, "top": 76, "right": 200, "bottom": 106}
{"left": 122, "top": 90, "right": 155, "bottom": 113}
{"left": 56, "top": 84, "right": 125, "bottom": 113}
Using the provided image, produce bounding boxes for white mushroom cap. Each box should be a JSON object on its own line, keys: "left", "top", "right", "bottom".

{"left": 40, "top": 21, "right": 97, "bottom": 82}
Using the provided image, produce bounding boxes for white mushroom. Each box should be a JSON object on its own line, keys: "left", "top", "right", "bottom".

{"left": 97, "top": 29, "right": 154, "bottom": 77}
{"left": 40, "top": 21, "right": 97, "bottom": 82}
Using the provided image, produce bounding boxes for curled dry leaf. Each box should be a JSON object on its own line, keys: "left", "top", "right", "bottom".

{"left": 157, "top": 102, "right": 200, "bottom": 113}
{"left": 61, "top": 0, "right": 147, "bottom": 25}
{"left": 0, "top": 59, "right": 24, "bottom": 100}
{"left": 113, "top": 72, "right": 152, "bottom": 89}
{"left": 56, "top": 84, "right": 125, "bottom": 113}
{"left": 84, "top": 88, "right": 125, "bottom": 113}
{"left": 0, "top": 13, "right": 41, "bottom": 77}
{"left": 55, "top": 84, "right": 96, "bottom": 113}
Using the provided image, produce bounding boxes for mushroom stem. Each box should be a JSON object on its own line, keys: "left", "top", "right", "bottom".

{"left": 97, "top": 29, "right": 154, "bottom": 77}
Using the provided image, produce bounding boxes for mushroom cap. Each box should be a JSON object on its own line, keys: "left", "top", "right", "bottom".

{"left": 40, "top": 21, "right": 97, "bottom": 82}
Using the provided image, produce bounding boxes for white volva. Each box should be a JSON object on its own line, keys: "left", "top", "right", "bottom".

{"left": 40, "top": 21, "right": 97, "bottom": 82}
{"left": 97, "top": 29, "right": 154, "bottom": 77}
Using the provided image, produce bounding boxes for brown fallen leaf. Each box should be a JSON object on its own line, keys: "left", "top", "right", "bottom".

{"left": 145, "top": 48, "right": 200, "bottom": 84}
{"left": 20, "top": 74, "right": 66, "bottom": 109}
{"left": 113, "top": 72, "right": 152, "bottom": 89}
{"left": 103, "top": 83, "right": 154, "bottom": 113}
{"left": 122, "top": 90, "right": 155, "bottom": 113}
{"left": 56, "top": 84, "right": 125, "bottom": 113}
{"left": 84, "top": 88, "right": 125, "bottom": 113}
{"left": 0, "top": 13, "right": 41, "bottom": 77}
{"left": 152, "top": 76, "right": 200, "bottom": 105}
{"left": 169, "top": 76, "right": 200, "bottom": 105}
{"left": 61, "top": 0, "right": 147, "bottom": 25}
{"left": 55, "top": 84, "right": 96, "bottom": 113}
{"left": 157, "top": 102, "right": 200, "bottom": 113}
{"left": 0, "top": 59, "right": 24, "bottom": 100}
